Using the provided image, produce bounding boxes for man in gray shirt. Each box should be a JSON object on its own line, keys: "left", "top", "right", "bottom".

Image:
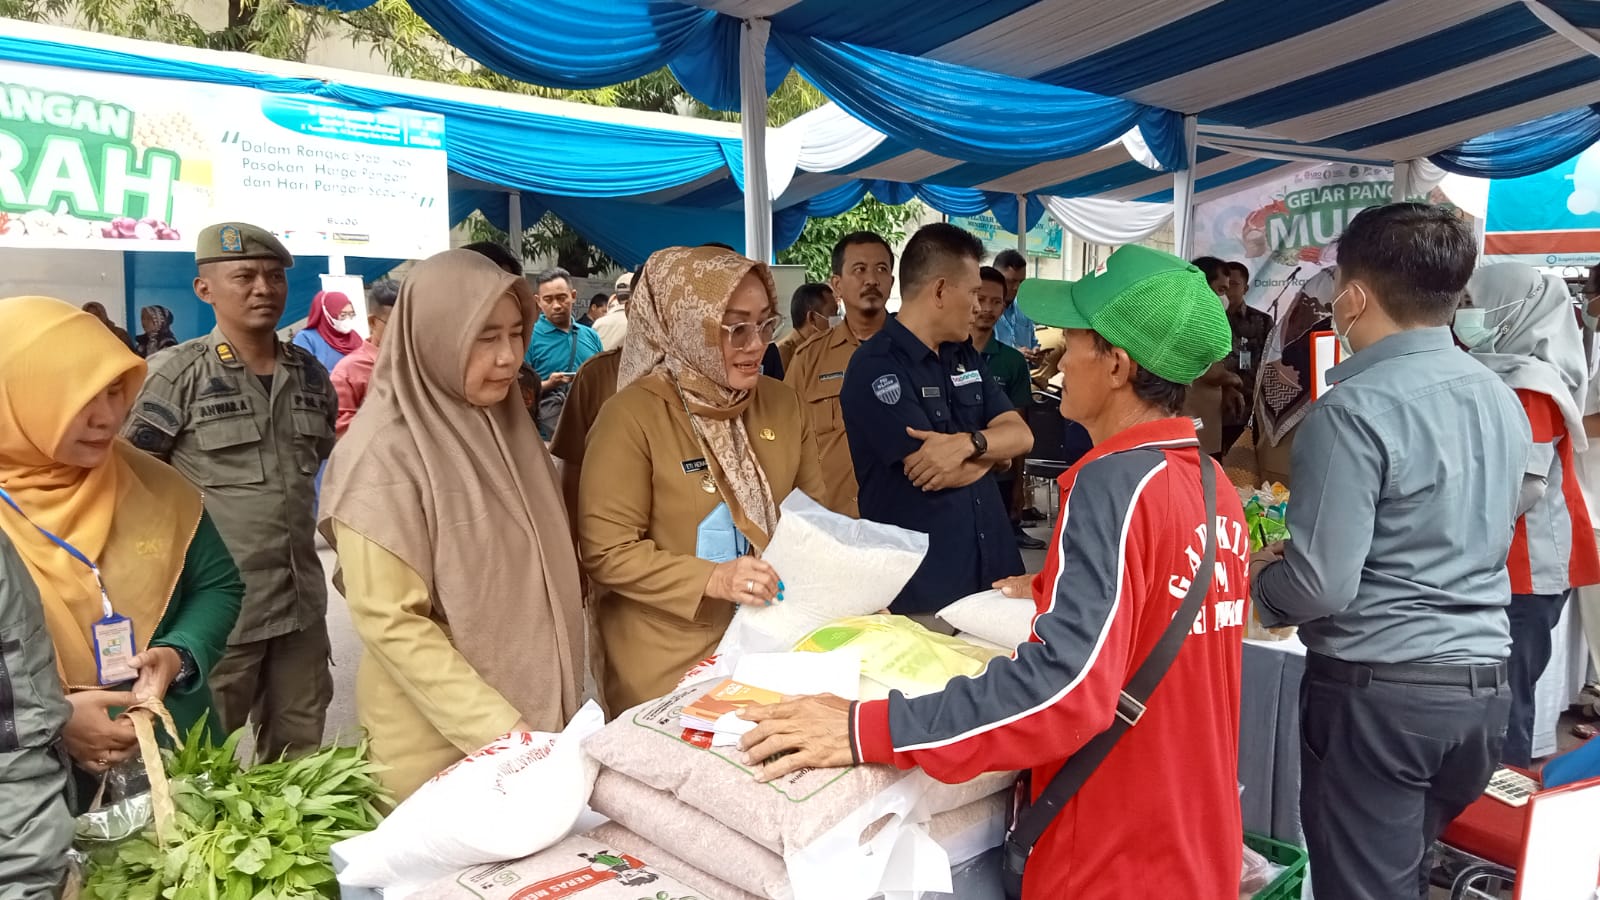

{"left": 1251, "top": 203, "right": 1528, "bottom": 899}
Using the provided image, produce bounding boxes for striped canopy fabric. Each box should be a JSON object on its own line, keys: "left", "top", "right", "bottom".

{"left": 309, "top": 0, "right": 1600, "bottom": 180}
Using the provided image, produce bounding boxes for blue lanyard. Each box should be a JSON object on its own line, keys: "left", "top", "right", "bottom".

{"left": 0, "top": 484, "right": 115, "bottom": 618}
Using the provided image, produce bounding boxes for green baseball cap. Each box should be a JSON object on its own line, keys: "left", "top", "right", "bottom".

{"left": 1016, "top": 245, "right": 1231, "bottom": 385}
{"left": 195, "top": 222, "right": 294, "bottom": 268}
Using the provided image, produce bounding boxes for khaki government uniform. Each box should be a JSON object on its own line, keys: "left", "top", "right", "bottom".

{"left": 331, "top": 523, "right": 522, "bottom": 802}
{"left": 774, "top": 327, "right": 809, "bottom": 373}
{"left": 548, "top": 347, "right": 623, "bottom": 708}
{"left": 578, "top": 376, "right": 824, "bottom": 713}
{"left": 124, "top": 328, "right": 336, "bottom": 758}
{"left": 782, "top": 321, "right": 863, "bottom": 517}
{"left": 549, "top": 348, "right": 623, "bottom": 465}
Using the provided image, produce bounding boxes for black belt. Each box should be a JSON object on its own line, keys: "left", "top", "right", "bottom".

{"left": 1307, "top": 652, "right": 1506, "bottom": 690}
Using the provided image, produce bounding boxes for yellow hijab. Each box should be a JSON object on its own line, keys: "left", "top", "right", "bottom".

{"left": 0, "top": 296, "right": 202, "bottom": 689}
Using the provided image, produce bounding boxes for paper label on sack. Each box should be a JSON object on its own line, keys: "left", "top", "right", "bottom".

{"left": 732, "top": 650, "right": 861, "bottom": 701}
{"left": 633, "top": 682, "right": 855, "bottom": 802}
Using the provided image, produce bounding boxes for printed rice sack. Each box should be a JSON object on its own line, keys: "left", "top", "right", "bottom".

{"left": 590, "top": 769, "right": 1009, "bottom": 900}
{"left": 336, "top": 702, "right": 605, "bottom": 896}
{"left": 582, "top": 681, "right": 1014, "bottom": 858}
{"left": 792, "top": 616, "right": 1007, "bottom": 699}
{"left": 716, "top": 492, "right": 927, "bottom": 662}
{"left": 407, "top": 833, "right": 740, "bottom": 900}
{"left": 584, "top": 823, "right": 764, "bottom": 900}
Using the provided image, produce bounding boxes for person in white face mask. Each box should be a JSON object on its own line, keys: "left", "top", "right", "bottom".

{"left": 1457, "top": 263, "right": 1599, "bottom": 765}
{"left": 291, "top": 289, "right": 365, "bottom": 376}
{"left": 1250, "top": 203, "right": 1530, "bottom": 899}
{"left": 775, "top": 282, "right": 839, "bottom": 372}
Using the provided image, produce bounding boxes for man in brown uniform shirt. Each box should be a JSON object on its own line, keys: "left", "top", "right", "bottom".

{"left": 783, "top": 232, "right": 896, "bottom": 517}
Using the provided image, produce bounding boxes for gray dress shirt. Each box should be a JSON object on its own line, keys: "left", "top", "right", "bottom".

{"left": 1252, "top": 327, "right": 1529, "bottom": 665}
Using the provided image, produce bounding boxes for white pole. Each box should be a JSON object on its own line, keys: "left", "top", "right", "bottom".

{"left": 740, "top": 18, "right": 773, "bottom": 262}
{"left": 1172, "top": 115, "right": 1199, "bottom": 259}
{"left": 508, "top": 189, "right": 524, "bottom": 265}
{"left": 1015, "top": 192, "right": 1027, "bottom": 255}
{"left": 1392, "top": 159, "right": 1414, "bottom": 203}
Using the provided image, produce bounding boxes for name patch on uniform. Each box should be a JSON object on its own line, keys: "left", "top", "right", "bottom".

{"left": 920, "top": 386, "right": 941, "bottom": 399}
{"left": 950, "top": 370, "right": 983, "bottom": 387}
{"left": 681, "top": 458, "right": 709, "bottom": 474}
{"left": 872, "top": 374, "right": 902, "bottom": 404}
{"left": 819, "top": 371, "right": 846, "bottom": 382}
{"left": 196, "top": 399, "right": 247, "bottom": 420}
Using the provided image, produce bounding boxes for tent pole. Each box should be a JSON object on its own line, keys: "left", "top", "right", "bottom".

{"left": 1392, "top": 160, "right": 1414, "bottom": 203}
{"left": 1016, "top": 193, "right": 1028, "bottom": 256}
{"left": 1173, "top": 115, "right": 1199, "bottom": 259}
{"left": 740, "top": 18, "right": 773, "bottom": 262}
{"left": 508, "top": 189, "right": 523, "bottom": 265}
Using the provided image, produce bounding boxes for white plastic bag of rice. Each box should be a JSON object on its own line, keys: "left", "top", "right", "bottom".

{"left": 716, "top": 491, "right": 928, "bottom": 663}
{"left": 335, "top": 702, "right": 605, "bottom": 897}
{"left": 407, "top": 833, "right": 741, "bottom": 900}
{"left": 935, "top": 589, "right": 1037, "bottom": 650}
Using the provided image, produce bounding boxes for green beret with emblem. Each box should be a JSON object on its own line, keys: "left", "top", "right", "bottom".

{"left": 195, "top": 222, "right": 294, "bottom": 268}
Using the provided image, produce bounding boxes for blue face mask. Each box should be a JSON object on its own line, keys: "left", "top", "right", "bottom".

{"left": 1452, "top": 297, "right": 1525, "bottom": 353}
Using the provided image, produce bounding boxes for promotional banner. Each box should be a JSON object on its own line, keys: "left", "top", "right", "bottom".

{"left": 949, "top": 210, "right": 1065, "bottom": 260}
{"left": 1485, "top": 144, "right": 1600, "bottom": 268}
{"left": 1192, "top": 163, "right": 1458, "bottom": 312}
{"left": 0, "top": 59, "right": 448, "bottom": 259}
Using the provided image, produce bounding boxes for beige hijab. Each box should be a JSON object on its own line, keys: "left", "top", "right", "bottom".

{"left": 617, "top": 246, "right": 780, "bottom": 547}
{"left": 320, "top": 250, "right": 582, "bottom": 732}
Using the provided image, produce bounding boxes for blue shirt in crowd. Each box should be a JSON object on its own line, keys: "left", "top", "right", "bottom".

{"left": 840, "top": 316, "right": 1024, "bottom": 614}
{"left": 525, "top": 317, "right": 603, "bottom": 379}
{"left": 292, "top": 329, "right": 347, "bottom": 376}
{"left": 994, "top": 303, "right": 1039, "bottom": 351}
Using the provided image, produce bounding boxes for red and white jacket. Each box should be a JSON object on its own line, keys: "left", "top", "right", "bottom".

{"left": 850, "top": 418, "right": 1249, "bottom": 899}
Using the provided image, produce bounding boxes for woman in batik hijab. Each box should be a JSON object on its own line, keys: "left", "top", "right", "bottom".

{"left": 578, "top": 246, "right": 825, "bottom": 713}
{"left": 1254, "top": 268, "right": 1337, "bottom": 487}
{"left": 319, "top": 249, "right": 585, "bottom": 801}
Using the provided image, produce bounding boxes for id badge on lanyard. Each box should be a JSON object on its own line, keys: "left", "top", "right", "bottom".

{"left": 0, "top": 485, "right": 138, "bottom": 685}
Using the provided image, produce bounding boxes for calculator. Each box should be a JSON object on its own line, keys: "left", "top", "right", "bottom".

{"left": 1485, "top": 767, "right": 1539, "bottom": 807}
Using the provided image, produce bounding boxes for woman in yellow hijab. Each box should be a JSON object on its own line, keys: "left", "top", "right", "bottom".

{"left": 0, "top": 297, "right": 242, "bottom": 789}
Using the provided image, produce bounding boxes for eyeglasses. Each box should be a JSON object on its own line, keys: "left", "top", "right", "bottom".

{"left": 719, "top": 315, "right": 783, "bottom": 349}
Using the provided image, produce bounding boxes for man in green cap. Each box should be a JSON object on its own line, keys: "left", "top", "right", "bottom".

{"left": 734, "top": 245, "right": 1252, "bottom": 900}
{"left": 123, "top": 222, "right": 336, "bottom": 760}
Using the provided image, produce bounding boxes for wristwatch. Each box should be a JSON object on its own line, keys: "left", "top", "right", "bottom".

{"left": 968, "top": 430, "right": 988, "bottom": 459}
{"left": 170, "top": 646, "right": 198, "bottom": 691}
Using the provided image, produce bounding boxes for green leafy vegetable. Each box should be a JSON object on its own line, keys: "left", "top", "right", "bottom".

{"left": 83, "top": 718, "right": 388, "bottom": 900}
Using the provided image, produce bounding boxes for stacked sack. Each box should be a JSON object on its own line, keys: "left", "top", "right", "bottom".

{"left": 583, "top": 675, "right": 1014, "bottom": 900}
{"left": 580, "top": 493, "right": 1015, "bottom": 900}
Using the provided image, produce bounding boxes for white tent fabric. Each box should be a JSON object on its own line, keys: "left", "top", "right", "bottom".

{"left": 1044, "top": 197, "right": 1172, "bottom": 247}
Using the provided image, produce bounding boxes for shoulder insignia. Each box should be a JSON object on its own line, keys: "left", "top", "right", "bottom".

{"left": 216, "top": 342, "right": 236, "bottom": 364}
{"left": 128, "top": 424, "right": 173, "bottom": 453}
{"left": 872, "top": 374, "right": 902, "bottom": 405}
{"left": 137, "top": 399, "right": 182, "bottom": 433}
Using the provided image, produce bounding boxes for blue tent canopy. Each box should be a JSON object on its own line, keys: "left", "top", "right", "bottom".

{"left": 305, "top": 0, "right": 1600, "bottom": 179}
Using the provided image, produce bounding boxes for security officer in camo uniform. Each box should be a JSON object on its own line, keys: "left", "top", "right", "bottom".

{"left": 122, "top": 222, "right": 336, "bottom": 760}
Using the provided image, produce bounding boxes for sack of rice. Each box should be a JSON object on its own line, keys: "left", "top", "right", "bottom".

{"left": 584, "top": 823, "right": 765, "bottom": 900}
{"left": 407, "top": 833, "right": 742, "bottom": 900}
{"left": 935, "top": 589, "right": 1036, "bottom": 650}
{"left": 582, "top": 680, "right": 1014, "bottom": 859}
{"left": 590, "top": 769, "right": 1009, "bottom": 900}
{"left": 336, "top": 702, "right": 605, "bottom": 896}
{"left": 792, "top": 615, "right": 1007, "bottom": 699}
{"left": 716, "top": 492, "right": 928, "bottom": 662}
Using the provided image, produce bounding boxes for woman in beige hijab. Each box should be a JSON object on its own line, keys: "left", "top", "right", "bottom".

{"left": 320, "top": 249, "right": 583, "bottom": 801}
{"left": 580, "top": 246, "right": 825, "bottom": 713}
